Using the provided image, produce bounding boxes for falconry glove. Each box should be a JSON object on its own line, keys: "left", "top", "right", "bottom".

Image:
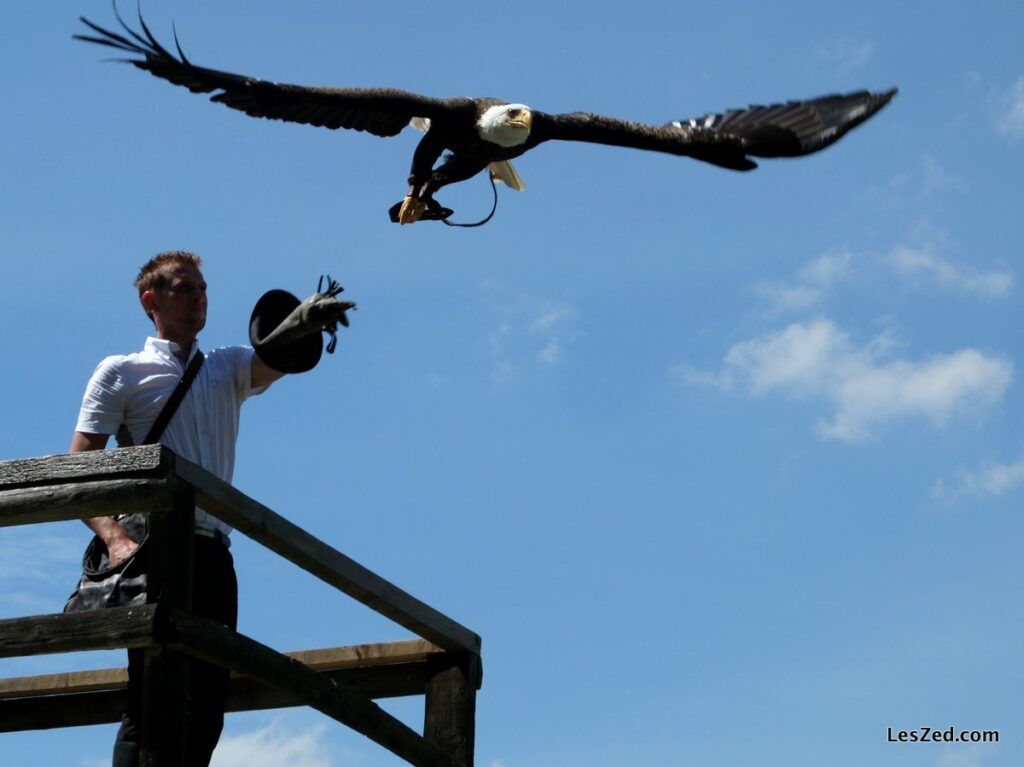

{"left": 250, "top": 275, "right": 356, "bottom": 374}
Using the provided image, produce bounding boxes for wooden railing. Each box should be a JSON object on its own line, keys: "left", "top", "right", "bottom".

{"left": 0, "top": 445, "right": 481, "bottom": 767}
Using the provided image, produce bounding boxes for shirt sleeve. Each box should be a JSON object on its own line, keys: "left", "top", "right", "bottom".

{"left": 228, "top": 345, "right": 270, "bottom": 400}
{"left": 75, "top": 356, "right": 129, "bottom": 435}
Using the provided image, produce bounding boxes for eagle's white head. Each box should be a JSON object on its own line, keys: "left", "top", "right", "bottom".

{"left": 477, "top": 103, "right": 533, "bottom": 147}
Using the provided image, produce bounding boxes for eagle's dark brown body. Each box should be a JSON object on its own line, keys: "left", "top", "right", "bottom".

{"left": 75, "top": 8, "right": 896, "bottom": 225}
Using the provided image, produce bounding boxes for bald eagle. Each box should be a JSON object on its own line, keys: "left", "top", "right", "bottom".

{"left": 76, "top": 8, "right": 896, "bottom": 226}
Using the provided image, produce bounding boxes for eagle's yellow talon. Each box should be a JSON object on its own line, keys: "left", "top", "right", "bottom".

{"left": 398, "top": 196, "right": 426, "bottom": 225}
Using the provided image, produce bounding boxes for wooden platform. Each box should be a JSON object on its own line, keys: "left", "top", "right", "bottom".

{"left": 0, "top": 446, "right": 481, "bottom": 767}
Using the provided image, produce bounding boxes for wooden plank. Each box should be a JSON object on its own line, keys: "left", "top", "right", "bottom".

{"left": 140, "top": 480, "right": 195, "bottom": 766}
{"left": 0, "top": 667, "right": 128, "bottom": 698}
{"left": 0, "top": 639, "right": 441, "bottom": 699}
{"left": 166, "top": 610, "right": 461, "bottom": 767}
{"left": 0, "top": 689, "right": 125, "bottom": 731}
{"left": 0, "top": 445, "right": 168, "bottom": 489}
{"left": 288, "top": 639, "right": 443, "bottom": 670}
{"left": 0, "top": 663, "right": 432, "bottom": 732}
{"left": 171, "top": 454, "right": 481, "bottom": 654}
{"left": 0, "top": 478, "right": 172, "bottom": 527}
{"left": 424, "top": 653, "right": 481, "bottom": 767}
{"left": 0, "top": 605, "right": 159, "bottom": 658}
{"left": 228, "top": 661, "right": 431, "bottom": 707}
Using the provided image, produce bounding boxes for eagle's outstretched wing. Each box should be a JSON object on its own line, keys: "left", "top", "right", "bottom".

{"left": 530, "top": 90, "right": 897, "bottom": 170}
{"left": 75, "top": 8, "right": 467, "bottom": 138}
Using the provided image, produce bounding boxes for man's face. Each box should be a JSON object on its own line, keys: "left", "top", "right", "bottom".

{"left": 148, "top": 263, "right": 208, "bottom": 335}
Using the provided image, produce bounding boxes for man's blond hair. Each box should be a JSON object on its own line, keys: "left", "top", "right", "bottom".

{"left": 134, "top": 251, "right": 203, "bottom": 320}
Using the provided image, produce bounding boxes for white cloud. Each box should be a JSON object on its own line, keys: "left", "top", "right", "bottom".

{"left": 887, "top": 246, "right": 1012, "bottom": 297}
{"left": 755, "top": 282, "right": 822, "bottom": 314}
{"left": 920, "top": 155, "right": 964, "bottom": 197}
{"left": 488, "top": 322, "right": 512, "bottom": 354}
{"left": 996, "top": 75, "right": 1024, "bottom": 139}
{"left": 0, "top": 526, "right": 85, "bottom": 614}
{"left": 537, "top": 339, "right": 561, "bottom": 365}
{"left": 799, "top": 252, "right": 852, "bottom": 287}
{"left": 815, "top": 39, "right": 874, "bottom": 72}
{"left": 755, "top": 252, "right": 851, "bottom": 315}
{"left": 678, "top": 319, "right": 1012, "bottom": 442}
{"left": 936, "top": 745, "right": 985, "bottom": 767}
{"left": 491, "top": 358, "right": 519, "bottom": 385}
{"left": 932, "top": 456, "right": 1024, "bottom": 501}
{"left": 669, "top": 362, "right": 734, "bottom": 390}
{"left": 531, "top": 304, "right": 575, "bottom": 333}
{"left": 426, "top": 371, "right": 449, "bottom": 387}
{"left": 882, "top": 156, "right": 965, "bottom": 207}
{"left": 480, "top": 283, "right": 579, "bottom": 379}
{"left": 212, "top": 722, "right": 332, "bottom": 767}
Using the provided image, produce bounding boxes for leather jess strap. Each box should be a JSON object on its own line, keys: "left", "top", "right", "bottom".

{"left": 143, "top": 352, "right": 205, "bottom": 445}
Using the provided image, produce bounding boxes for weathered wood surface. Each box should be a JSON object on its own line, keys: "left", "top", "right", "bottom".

{"left": 167, "top": 610, "right": 460, "bottom": 767}
{"left": 0, "top": 478, "right": 172, "bottom": 527}
{"left": 424, "top": 653, "right": 482, "bottom": 767}
{"left": 228, "top": 661, "right": 431, "bottom": 707}
{"left": 0, "top": 605, "right": 158, "bottom": 658}
{"left": 0, "top": 444, "right": 482, "bottom": 766}
{"left": 0, "top": 667, "right": 129, "bottom": 698}
{"left": 140, "top": 480, "right": 195, "bottom": 766}
{"left": 0, "top": 689, "right": 125, "bottom": 731}
{"left": 288, "top": 639, "right": 443, "bottom": 670}
{"left": 0, "top": 662, "right": 433, "bottom": 732}
{"left": 0, "top": 639, "right": 442, "bottom": 699}
{"left": 173, "top": 454, "right": 481, "bottom": 655}
{"left": 0, "top": 445, "right": 480, "bottom": 654}
{"left": 0, "top": 445, "right": 168, "bottom": 489}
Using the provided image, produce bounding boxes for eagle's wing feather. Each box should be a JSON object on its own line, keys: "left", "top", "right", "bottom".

{"left": 75, "top": 12, "right": 461, "bottom": 139}
{"left": 530, "top": 89, "right": 896, "bottom": 170}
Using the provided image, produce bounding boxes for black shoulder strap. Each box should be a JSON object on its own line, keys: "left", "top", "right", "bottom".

{"left": 143, "top": 352, "right": 205, "bottom": 445}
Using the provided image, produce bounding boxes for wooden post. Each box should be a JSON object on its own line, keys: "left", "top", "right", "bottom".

{"left": 423, "top": 653, "right": 481, "bottom": 767}
{"left": 139, "top": 479, "right": 195, "bottom": 767}
{"left": 0, "top": 447, "right": 484, "bottom": 767}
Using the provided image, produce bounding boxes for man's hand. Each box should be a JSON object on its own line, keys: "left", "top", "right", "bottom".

{"left": 70, "top": 430, "right": 138, "bottom": 566}
{"left": 103, "top": 526, "right": 140, "bottom": 568}
{"left": 256, "top": 283, "right": 356, "bottom": 351}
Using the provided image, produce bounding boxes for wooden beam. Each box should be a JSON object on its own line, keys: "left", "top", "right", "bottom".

{"left": 0, "top": 446, "right": 481, "bottom": 654}
{"left": 287, "top": 639, "right": 444, "bottom": 670}
{"left": 0, "top": 605, "right": 159, "bottom": 658}
{"left": 165, "top": 610, "right": 461, "bottom": 767}
{"left": 0, "top": 639, "right": 443, "bottom": 699}
{"left": 424, "top": 653, "right": 481, "bottom": 767}
{"left": 0, "top": 689, "right": 125, "bottom": 731}
{"left": 139, "top": 480, "right": 195, "bottom": 766}
{"left": 171, "top": 453, "right": 481, "bottom": 655}
{"left": 228, "top": 661, "right": 431, "bottom": 707}
{"left": 0, "top": 478, "right": 172, "bottom": 527}
{"left": 0, "top": 445, "right": 168, "bottom": 489}
{"left": 0, "top": 667, "right": 128, "bottom": 698}
{"left": 0, "top": 662, "right": 433, "bottom": 732}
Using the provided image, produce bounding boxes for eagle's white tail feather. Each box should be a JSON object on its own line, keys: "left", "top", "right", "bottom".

{"left": 410, "top": 116, "right": 431, "bottom": 132}
{"left": 488, "top": 160, "right": 526, "bottom": 191}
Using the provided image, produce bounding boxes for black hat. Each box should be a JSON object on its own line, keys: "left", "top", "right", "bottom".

{"left": 249, "top": 289, "right": 323, "bottom": 374}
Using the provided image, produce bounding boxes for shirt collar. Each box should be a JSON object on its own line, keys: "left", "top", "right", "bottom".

{"left": 145, "top": 336, "right": 201, "bottom": 363}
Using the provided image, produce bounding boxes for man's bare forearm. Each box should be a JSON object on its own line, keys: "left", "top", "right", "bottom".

{"left": 70, "top": 431, "right": 138, "bottom": 566}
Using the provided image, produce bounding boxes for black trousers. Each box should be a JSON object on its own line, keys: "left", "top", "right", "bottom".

{"left": 113, "top": 535, "right": 238, "bottom": 767}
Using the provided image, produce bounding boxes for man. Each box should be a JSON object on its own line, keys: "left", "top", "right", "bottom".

{"left": 70, "top": 251, "right": 350, "bottom": 766}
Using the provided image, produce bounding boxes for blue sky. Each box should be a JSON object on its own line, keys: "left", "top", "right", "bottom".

{"left": 2, "top": 2, "right": 1022, "bottom": 766}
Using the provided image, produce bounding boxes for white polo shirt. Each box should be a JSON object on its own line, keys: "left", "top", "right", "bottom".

{"left": 75, "top": 337, "right": 268, "bottom": 535}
